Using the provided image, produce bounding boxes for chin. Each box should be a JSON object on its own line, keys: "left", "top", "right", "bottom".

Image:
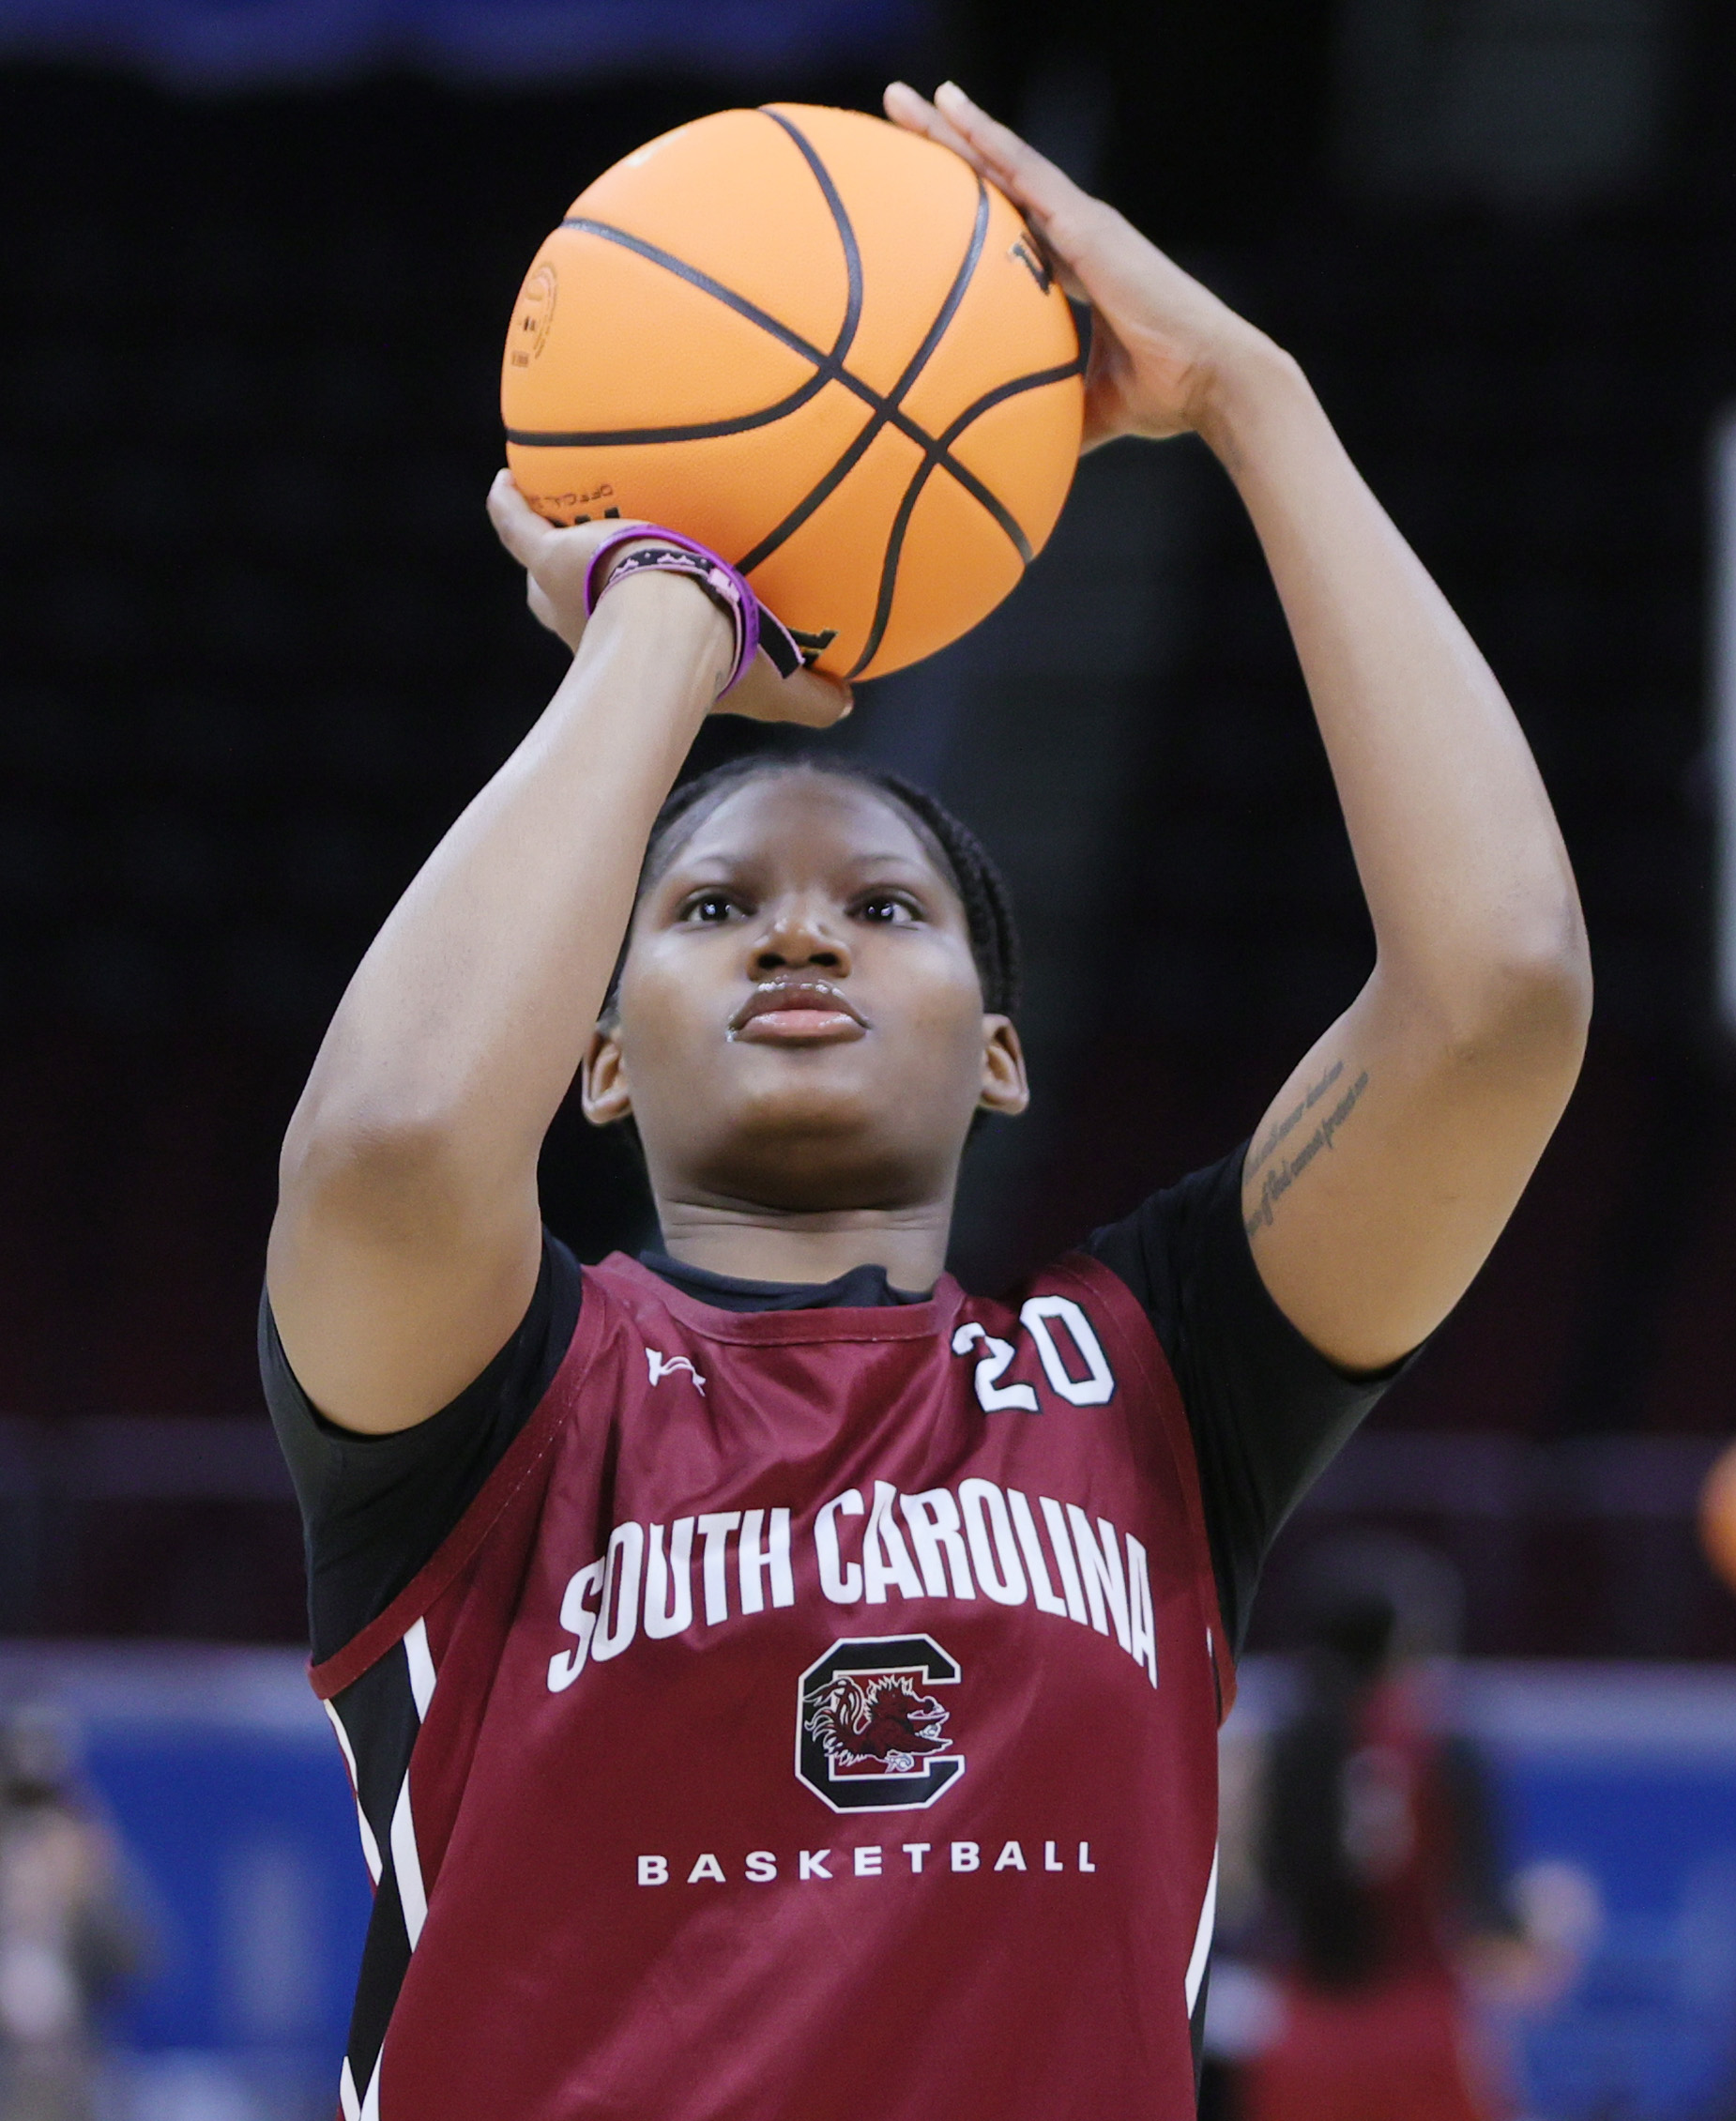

{"left": 675, "top": 1092, "right": 957, "bottom": 1214}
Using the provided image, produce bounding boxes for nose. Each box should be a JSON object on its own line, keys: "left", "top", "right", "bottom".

{"left": 750, "top": 897, "right": 851, "bottom": 979}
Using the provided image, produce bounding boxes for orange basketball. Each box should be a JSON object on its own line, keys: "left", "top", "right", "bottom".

{"left": 502, "top": 104, "right": 1084, "bottom": 681}
{"left": 1700, "top": 1439, "right": 1736, "bottom": 1594}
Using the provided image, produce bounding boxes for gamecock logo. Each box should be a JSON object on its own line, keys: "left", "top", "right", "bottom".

{"left": 796, "top": 1636, "right": 965, "bottom": 1813}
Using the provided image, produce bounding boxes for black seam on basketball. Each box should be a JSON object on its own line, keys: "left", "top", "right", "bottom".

{"left": 506, "top": 372, "right": 838, "bottom": 450}
{"left": 919, "top": 358, "right": 1085, "bottom": 557}
{"left": 733, "top": 408, "right": 881, "bottom": 575}
{"left": 516, "top": 206, "right": 1061, "bottom": 499}
{"left": 937, "top": 357, "right": 1088, "bottom": 449}
{"left": 847, "top": 194, "right": 1061, "bottom": 677}
{"left": 867, "top": 355, "right": 1086, "bottom": 587}
{"left": 893, "top": 177, "right": 991, "bottom": 403}
{"left": 504, "top": 374, "right": 1062, "bottom": 464}
{"left": 725, "top": 109, "right": 876, "bottom": 576}
{"left": 846, "top": 452, "right": 942, "bottom": 679}
{"left": 511, "top": 197, "right": 860, "bottom": 451}
{"left": 732, "top": 176, "right": 990, "bottom": 578}
{"left": 756, "top": 107, "right": 864, "bottom": 361}
{"left": 843, "top": 359, "right": 1080, "bottom": 679}
{"left": 932, "top": 453, "right": 1032, "bottom": 562}
{"left": 562, "top": 216, "right": 834, "bottom": 363}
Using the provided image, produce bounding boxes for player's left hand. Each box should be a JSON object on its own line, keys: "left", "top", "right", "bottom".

{"left": 487, "top": 469, "right": 627, "bottom": 652}
{"left": 486, "top": 471, "right": 849, "bottom": 727}
{"left": 884, "top": 81, "right": 1281, "bottom": 451}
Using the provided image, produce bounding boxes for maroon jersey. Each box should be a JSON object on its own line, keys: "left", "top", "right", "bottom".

{"left": 312, "top": 1249, "right": 1234, "bottom": 2121}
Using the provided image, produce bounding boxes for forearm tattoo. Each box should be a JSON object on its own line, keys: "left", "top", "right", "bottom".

{"left": 1244, "top": 1059, "right": 1370, "bottom": 1237}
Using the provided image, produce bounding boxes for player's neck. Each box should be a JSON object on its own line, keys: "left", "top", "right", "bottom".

{"left": 652, "top": 1195, "right": 952, "bottom": 1294}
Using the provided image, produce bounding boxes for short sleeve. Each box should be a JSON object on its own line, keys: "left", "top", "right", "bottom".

{"left": 261, "top": 1232, "right": 584, "bottom": 1663}
{"left": 1084, "top": 1145, "right": 1410, "bottom": 1655}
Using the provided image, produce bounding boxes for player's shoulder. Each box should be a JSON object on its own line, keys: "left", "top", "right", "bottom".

{"left": 561, "top": 1252, "right": 679, "bottom": 1375}
{"left": 1076, "top": 1144, "right": 1250, "bottom": 1359}
{"left": 964, "top": 1248, "right": 1152, "bottom": 1343}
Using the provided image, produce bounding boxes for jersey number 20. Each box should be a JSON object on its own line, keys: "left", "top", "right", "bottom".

{"left": 952, "top": 1298, "right": 1115, "bottom": 1413}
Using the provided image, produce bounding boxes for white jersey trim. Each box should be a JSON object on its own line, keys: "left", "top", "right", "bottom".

{"left": 404, "top": 1616, "right": 437, "bottom": 1718}
{"left": 390, "top": 1771, "right": 429, "bottom": 1948}
{"left": 325, "top": 1701, "right": 383, "bottom": 1886}
{"left": 1184, "top": 1846, "right": 1219, "bottom": 2016}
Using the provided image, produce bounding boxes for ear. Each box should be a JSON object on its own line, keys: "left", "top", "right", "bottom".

{"left": 580, "top": 1023, "right": 634, "bottom": 1128}
{"left": 978, "top": 1015, "right": 1029, "bottom": 1119}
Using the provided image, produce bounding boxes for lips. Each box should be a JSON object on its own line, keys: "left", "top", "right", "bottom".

{"left": 729, "top": 979, "right": 868, "bottom": 1045}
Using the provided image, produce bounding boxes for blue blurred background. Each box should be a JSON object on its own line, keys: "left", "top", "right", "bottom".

{"left": 1221, "top": 1659, "right": 1736, "bottom": 2121}
{"left": 2, "top": 0, "right": 1736, "bottom": 2113}
{"left": 4, "top": 1646, "right": 1733, "bottom": 2121}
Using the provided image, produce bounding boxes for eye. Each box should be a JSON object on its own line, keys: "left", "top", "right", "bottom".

{"left": 855, "top": 892, "right": 921, "bottom": 925}
{"left": 678, "top": 889, "right": 748, "bottom": 925}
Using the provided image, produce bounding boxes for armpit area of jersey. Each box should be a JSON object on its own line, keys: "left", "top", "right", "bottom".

{"left": 1083, "top": 1142, "right": 1409, "bottom": 1655}
{"left": 259, "top": 1236, "right": 582, "bottom": 1663}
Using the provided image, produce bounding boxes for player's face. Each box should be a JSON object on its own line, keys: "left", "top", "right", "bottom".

{"left": 584, "top": 772, "right": 1028, "bottom": 1213}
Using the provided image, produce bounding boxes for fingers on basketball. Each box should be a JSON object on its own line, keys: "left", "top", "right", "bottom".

{"left": 931, "top": 85, "right": 1076, "bottom": 224}
{"left": 882, "top": 83, "right": 988, "bottom": 176}
{"left": 907, "top": 87, "right": 1092, "bottom": 301}
{"left": 723, "top": 659, "right": 851, "bottom": 728}
{"left": 785, "top": 668, "right": 853, "bottom": 726}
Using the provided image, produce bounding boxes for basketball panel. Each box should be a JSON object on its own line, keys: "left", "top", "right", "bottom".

{"left": 897, "top": 185, "right": 1082, "bottom": 447}
{"left": 852, "top": 468, "right": 1026, "bottom": 681}
{"left": 506, "top": 380, "right": 878, "bottom": 609}
{"left": 740, "top": 420, "right": 927, "bottom": 677}
{"left": 571, "top": 109, "right": 851, "bottom": 358}
{"left": 764, "top": 104, "right": 989, "bottom": 399}
{"left": 502, "top": 226, "right": 819, "bottom": 436}
{"left": 942, "top": 378, "right": 1084, "bottom": 567}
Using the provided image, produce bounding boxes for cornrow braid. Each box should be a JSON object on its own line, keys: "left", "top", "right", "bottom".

{"left": 602, "top": 755, "right": 1021, "bottom": 1023}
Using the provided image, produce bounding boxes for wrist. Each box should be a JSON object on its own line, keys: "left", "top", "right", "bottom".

{"left": 585, "top": 569, "right": 736, "bottom": 695}
{"left": 583, "top": 526, "right": 799, "bottom": 694}
{"left": 1191, "top": 335, "right": 1312, "bottom": 467}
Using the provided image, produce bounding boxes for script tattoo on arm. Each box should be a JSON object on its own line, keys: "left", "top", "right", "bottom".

{"left": 1244, "top": 1060, "right": 1370, "bottom": 1239}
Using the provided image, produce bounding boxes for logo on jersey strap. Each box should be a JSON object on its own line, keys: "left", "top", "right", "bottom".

{"left": 796, "top": 1637, "right": 965, "bottom": 1812}
{"left": 645, "top": 1348, "right": 707, "bottom": 1393}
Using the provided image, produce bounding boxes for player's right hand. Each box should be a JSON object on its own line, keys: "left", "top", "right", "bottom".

{"left": 486, "top": 470, "right": 850, "bottom": 728}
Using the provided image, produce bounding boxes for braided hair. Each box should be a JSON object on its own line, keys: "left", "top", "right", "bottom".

{"left": 601, "top": 755, "right": 1021, "bottom": 1025}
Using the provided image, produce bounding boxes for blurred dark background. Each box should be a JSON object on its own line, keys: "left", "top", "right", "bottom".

{"left": 2, "top": 0, "right": 1734, "bottom": 1654}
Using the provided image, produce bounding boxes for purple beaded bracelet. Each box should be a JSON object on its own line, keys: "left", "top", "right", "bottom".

{"left": 582, "top": 526, "right": 802, "bottom": 695}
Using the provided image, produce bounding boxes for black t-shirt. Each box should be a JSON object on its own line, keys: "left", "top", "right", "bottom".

{"left": 262, "top": 1144, "right": 1399, "bottom": 1667}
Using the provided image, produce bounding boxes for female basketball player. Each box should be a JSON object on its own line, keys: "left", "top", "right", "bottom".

{"left": 264, "top": 82, "right": 1590, "bottom": 2121}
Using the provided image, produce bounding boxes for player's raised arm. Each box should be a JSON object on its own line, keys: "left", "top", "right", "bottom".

{"left": 889, "top": 81, "right": 1591, "bottom": 1373}
{"left": 266, "top": 481, "right": 847, "bottom": 1436}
